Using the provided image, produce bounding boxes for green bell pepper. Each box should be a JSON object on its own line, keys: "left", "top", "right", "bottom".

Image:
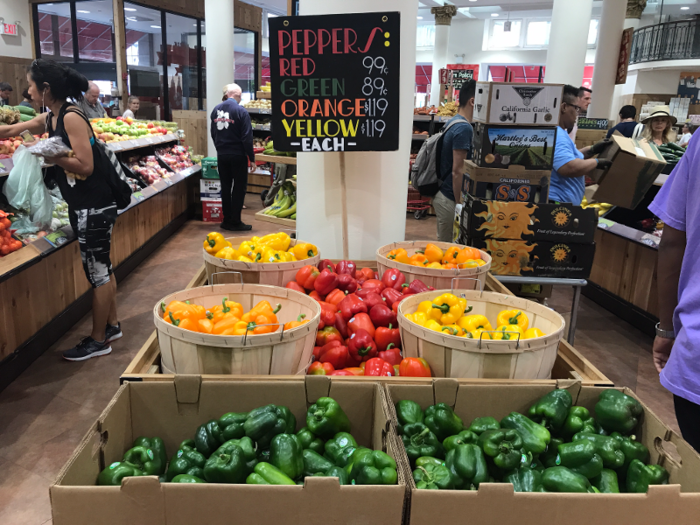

{"left": 347, "top": 448, "right": 398, "bottom": 485}
{"left": 595, "top": 389, "right": 643, "bottom": 435}
{"left": 542, "top": 466, "right": 595, "bottom": 493}
{"left": 504, "top": 466, "right": 543, "bottom": 492}
{"left": 445, "top": 444, "right": 489, "bottom": 490}
{"left": 479, "top": 429, "right": 525, "bottom": 470}
{"left": 171, "top": 474, "right": 205, "bottom": 483}
{"left": 557, "top": 440, "right": 604, "bottom": 479}
{"left": 296, "top": 427, "right": 325, "bottom": 454}
{"left": 166, "top": 442, "right": 207, "bottom": 481}
{"left": 467, "top": 416, "right": 501, "bottom": 436}
{"left": 424, "top": 403, "right": 464, "bottom": 442}
{"left": 540, "top": 437, "right": 564, "bottom": 468}
{"left": 321, "top": 465, "right": 349, "bottom": 485}
{"left": 562, "top": 406, "right": 599, "bottom": 440}
{"left": 413, "top": 462, "right": 455, "bottom": 490}
{"left": 443, "top": 430, "right": 479, "bottom": 452}
{"left": 528, "top": 389, "right": 573, "bottom": 432}
{"left": 591, "top": 468, "right": 620, "bottom": 493}
{"left": 97, "top": 461, "right": 144, "bottom": 485}
{"left": 415, "top": 456, "right": 445, "bottom": 468}
{"left": 194, "top": 420, "right": 226, "bottom": 457}
{"left": 530, "top": 457, "right": 546, "bottom": 473}
{"left": 572, "top": 432, "right": 625, "bottom": 469}
{"left": 610, "top": 432, "right": 649, "bottom": 473}
{"left": 133, "top": 437, "right": 168, "bottom": 472}
{"left": 303, "top": 449, "right": 335, "bottom": 476}
{"left": 626, "top": 459, "right": 669, "bottom": 493}
{"left": 396, "top": 400, "right": 424, "bottom": 431}
{"left": 218, "top": 412, "right": 249, "bottom": 441}
{"left": 270, "top": 433, "right": 304, "bottom": 480}
{"left": 217, "top": 437, "right": 258, "bottom": 471}
{"left": 247, "top": 462, "right": 296, "bottom": 485}
{"left": 401, "top": 422, "right": 445, "bottom": 463}
{"left": 324, "top": 432, "right": 358, "bottom": 467}
{"left": 203, "top": 445, "right": 249, "bottom": 483}
{"left": 244, "top": 404, "right": 296, "bottom": 449}
{"left": 500, "top": 412, "right": 551, "bottom": 455}
{"left": 122, "top": 445, "right": 164, "bottom": 476}
{"left": 306, "top": 397, "right": 351, "bottom": 439}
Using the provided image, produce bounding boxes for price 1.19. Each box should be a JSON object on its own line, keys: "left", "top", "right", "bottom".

{"left": 361, "top": 119, "right": 386, "bottom": 138}
{"left": 364, "top": 98, "right": 388, "bottom": 117}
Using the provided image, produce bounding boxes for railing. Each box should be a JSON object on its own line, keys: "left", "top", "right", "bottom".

{"left": 629, "top": 19, "right": 700, "bottom": 63}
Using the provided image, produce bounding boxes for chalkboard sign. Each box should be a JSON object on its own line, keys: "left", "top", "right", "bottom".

{"left": 577, "top": 117, "right": 609, "bottom": 130}
{"left": 451, "top": 69, "right": 476, "bottom": 90}
{"left": 269, "top": 12, "right": 401, "bottom": 152}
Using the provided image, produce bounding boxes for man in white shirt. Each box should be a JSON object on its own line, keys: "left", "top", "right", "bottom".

{"left": 678, "top": 123, "right": 694, "bottom": 148}
{"left": 78, "top": 82, "right": 107, "bottom": 119}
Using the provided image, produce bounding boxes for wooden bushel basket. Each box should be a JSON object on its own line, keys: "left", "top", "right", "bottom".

{"left": 376, "top": 240, "right": 491, "bottom": 291}
{"left": 397, "top": 288, "right": 565, "bottom": 379}
{"left": 203, "top": 235, "right": 321, "bottom": 285}
{"left": 153, "top": 283, "right": 321, "bottom": 375}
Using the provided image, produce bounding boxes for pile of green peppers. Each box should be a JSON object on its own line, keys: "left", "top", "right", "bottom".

{"left": 396, "top": 388, "right": 669, "bottom": 493}
{"left": 96, "top": 397, "right": 397, "bottom": 487}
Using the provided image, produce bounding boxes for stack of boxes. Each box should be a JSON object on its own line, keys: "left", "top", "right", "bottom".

{"left": 458, "top": 82, "right": 598, "bottom": 279}
{"left": 201, "top": 157, "right": 223, "bottom": 223}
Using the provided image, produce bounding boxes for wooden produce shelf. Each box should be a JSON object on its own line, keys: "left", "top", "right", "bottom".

{"left": 256, "top": 91, "right": 271, "bottom": 99}
{"left": 255, "top": 154, "right": 297, "bottom": 165}
{"left": 255, "top": 207, "right": 296, "bottom": 227}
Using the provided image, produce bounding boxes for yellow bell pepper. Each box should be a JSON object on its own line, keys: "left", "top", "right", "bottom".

{"left": 426, "top": 262, "right": 443, "bottom": 269}
{"left": 237, "top": 255, "right": 254, "bottom": 263}
{"left": 524, "top": 327, "right": 545, "bottom": 339}
{"left": 430, "top": 293, "right": 463, "bottom": 325}
{"left": 292, "top": 242, "right": 318, "bottom": 260}
{"left": 441, "top": 324, "right": 466, "bottom": 337}
{"left": 257, "top": 232, "right": 291, "bottom": 251}
{"left": 203, "top": 232, "right": 228, "bottom": 255}
{"left": 459, "top": 260, "right": 481, "bottom": 269}
{"left": 238, "top": 241, "right": 257, "bottom": 259}
{"left": 262, "top": 246, "right": 283, "bottom": 263}
{"left": 468, "top": 328, "right": 492, "bottom": 341}
{"left": 279, "top": 251, "right": 295, "bottom": 262}
{"left": 493, "top": 324, "right": 524, "bottom": 341}
{"left": 458, "top": 314, "right": 493, "bottom": 333}
{"left": 405, "top": 312, "right": 428, "bottom": 326}
{"left": 424, "top": 319, "right": 443, "bottom": 332}
{"left": 417, "top": 300, "right": 442, "bottom": 322}
{"left": 424, "top": 243, "right": 444, "bottom": 264}
{"left": 496, "top": 309, "right": 529, "bottom": 331}
{"left": 215, "top": 246, "right": 239, "bottom": 260}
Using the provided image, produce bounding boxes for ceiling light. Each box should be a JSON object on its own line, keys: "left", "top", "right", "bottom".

{"left": 491, "top": 13, "right": 499, "bottom": 17}
{"left": 77, "top": 10, "right": 90, "bottom": 13}
{"left": 681, "top": 6, "right": 690, "bottom": 9}
{"left": 124, "top": 7, "right": 136, "bottom": 11}
{"left": 126, "top": 17, "right": 136, "bottom": 20}
{"left": 193, "top": 23, "right": 197, "bottom": 26}
{"left": 469, "top": 0, "right": 477, "bottom": 2}
{"left": 417, "top": 16, "right": 423, "bottom": 19}
{"left": 151, "top": 25, "right": 161, "bottom": 28}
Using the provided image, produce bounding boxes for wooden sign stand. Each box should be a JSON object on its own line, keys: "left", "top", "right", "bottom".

{"left": 338, "top": 152, "right": 349, "bottom": 259}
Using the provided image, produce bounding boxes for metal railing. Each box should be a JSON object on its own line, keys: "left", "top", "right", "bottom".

{"left": 630, "top": 19, "right": 700, "bottom": 63}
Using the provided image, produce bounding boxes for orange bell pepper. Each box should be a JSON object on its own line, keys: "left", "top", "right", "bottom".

{"left": 443, "top": 263, "right": 458, "bottom": 270}
{"left": 325, "top": 288, "right": 346, "bottom": 306}
{"left": 284, "top": 314, "right": 309, "bottom": 330}
{"left": 198, "top": 316, "right": 215, "bottom": 334}
{"left": 456, "top": 247, "right": 481, "bottom": 264}
{"left": 165, "top": 311, "right": 200, "bottom": 332}
{"left": 387, "top": 248, "right": 410, "bottom": 265}
{"left": 442, "top": 246, "right": 460, "bottom": 265}
{"left": 408, "top": 253, "right": 429, "bottom": 267}
{"left": 212, "top": 315, "right": 242, "bottom": 335}
{"left": 210, "top": 298, "right": 244, "bottom": 323}
{"left": 343, "top": 367, "right": 365, "bottom": 376}
{"left": 424, "top": 243, "right": 444, "bottom": 263}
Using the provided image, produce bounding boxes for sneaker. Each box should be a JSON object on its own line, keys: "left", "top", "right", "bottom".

{"left": 105, "top": 323, "right": 123, "bottom": 343}
{"left": 62, "top": 337, "right": 112, "bottom": 362}
{"left": 221, "top": 222, "right": 253, "bottom": 232}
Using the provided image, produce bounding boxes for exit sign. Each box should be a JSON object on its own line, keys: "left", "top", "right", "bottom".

{"left": 0, "top": 24, "right": 17, "bottom": 36}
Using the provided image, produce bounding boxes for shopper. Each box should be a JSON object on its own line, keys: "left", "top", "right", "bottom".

{"left": 568, "top": 86, "right": 592, "bottom": 141}
{"left": 0, "top": 59, "right": 121, "bottom": 360}
{"left": 210, "top": 83, "right": 256, "bottom": 231}
{"left": 0, "top": 82, "right": 12, "bottom": 106}
{"left": 433, "top": 79, "right": 476, "bottom": 242}
{"left": 19, "top": 88, "right": 33, "bottom": 108}
{"left": 79, "top": 81, "right": 107, "bottom": 119}
{"left": 122, "top": 96, "right": 139, "bottom": 120}
{"left": 678, "top": 123, "right": 694, "bottom": 147}
{"left": 550, "top": 85, "right": 612, "bottom": 204}
{"left": 649, "top": 128, "right": 700, "bottom": 452}
{"left": 637, "top": 105, "right": 675, "bottom": 145}
{"left": 606, "top": 105, "right": 638, "bottom": 139}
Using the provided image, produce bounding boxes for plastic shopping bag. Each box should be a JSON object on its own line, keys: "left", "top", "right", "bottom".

{"left": 2, "top": 145, "right": 53, "bottom": 228}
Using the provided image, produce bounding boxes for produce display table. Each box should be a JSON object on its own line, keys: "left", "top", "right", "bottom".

{"left": 255, "top": 154, "right": 297, "bottom": 165}
{"left": 255, "top": 207, "right": 296, "bottom": 227}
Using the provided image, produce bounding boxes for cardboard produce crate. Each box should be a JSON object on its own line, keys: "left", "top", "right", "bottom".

{"left": 474, "top": 82, "right": 564, "bottom": 126}
{"left": 472, "top": 123, "right": 558, "bottom": 170}
{"left": 385, "top": 380, "right": 700, "bottom": 525}
{"left": 463, "top": 161, "right": 550, "bottom": 204}
{"left": 50, "top": 377, "right": 407, "bottom": 525}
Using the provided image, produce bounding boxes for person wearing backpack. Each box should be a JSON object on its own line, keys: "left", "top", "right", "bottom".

{"left": 0, "top": 59, "right": 122, "bottom": 361}
{"left": 433, "top": 80, "right": 476, "bottom": 242}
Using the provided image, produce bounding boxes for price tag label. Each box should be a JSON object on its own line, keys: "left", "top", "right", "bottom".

{"left": 258, "top": 109, "right": 271, "bottom": 114}
{"left": 133, "top": 191, "right": 145, "bottom": 201}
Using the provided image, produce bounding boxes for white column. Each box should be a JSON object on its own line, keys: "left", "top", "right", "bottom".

{"left": 296, "top": 0, "right": 417, "bottom": 259}
{"left": 545, "top": 0, "right": 593, "bottom": 85}
{"left": 429, "top": 6, "right": 456, "bottom": 106}
{"left": 588, "top": 0, "right": 627, "bottom": 118}
{"left": 205, "top": 0, "right": 235, "bottom": 157}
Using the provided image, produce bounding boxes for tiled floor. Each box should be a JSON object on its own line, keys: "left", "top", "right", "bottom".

{"left": 0, "top": 193, "right": 674, "bottom": 524}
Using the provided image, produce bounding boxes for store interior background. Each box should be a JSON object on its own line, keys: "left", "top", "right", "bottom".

{"left": 2, "top": 0, "right": 700, "bottom": 523}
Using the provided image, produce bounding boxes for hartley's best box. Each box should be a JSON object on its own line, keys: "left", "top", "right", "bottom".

{"left": 474, "top": 82, "right": 564, "bottom": 126}
{"left": 269, "top": 12, "right": 401, "bottom": 153}
{"left": 472, "top": 123, "right": 557, "bottom": 170}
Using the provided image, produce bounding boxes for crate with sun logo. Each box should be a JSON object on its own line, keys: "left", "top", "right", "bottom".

{"left": 474, "top": 81, "right": 564, "bottom": 126}
{"left": 472, "top": 123, "right": 558, "bottom": 170}
{"left": 462, "top": 195, "right": 598, "bottom": 243}
{"left": 462, "top": 160, "right": 551, "bottom": 203}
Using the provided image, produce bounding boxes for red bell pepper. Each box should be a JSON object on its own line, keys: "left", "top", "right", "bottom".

{"left": 315, "top": 267, "right": 339, "bottom": 296}
{"left": 316, "top": 326, "right": 342, "bottom": 347}
{"left": 375, "top": 323, "right": 402, "bottom": 351}
{"left": 343, "top": 367, "right": 364, "bottom": 376}
{"left": 338, "top": 293, "right": 367, "bottom": 321}
{"left": 329, "top": 369, "right": 354, "bottom": 376}
{"left": 309, "top": 290, "right": 325, "bottom": 302}
{"left": 360, "top": 279, "right": 385, "bottom": 293}
{"left": 348, "top": 312, "right": 375, "bottom": 339}
{"left": 347, "top": 328, "right": 378, "bottom": 362}
{"left": 318, "top": 301, "right": 337, "bottom": 328}
{"left": 357, "top": 267, "right": 375, "bottom": 284}
{"left": 286, "top": 281, "right": 306, "bottom": 294}
{"left": 369, "top": 304, "right": 397, "bottom": 328}
{"left": 308, "top": 362, "right": 335, "bottom": 375}
{"left": 313, "top": 346, "right": 322, "bottom": 360}
{"left": 399, "top": 357, "right": 432, "bottom": 377}
{"left": 381, "top": 268, "right": 406, "bottom": 291}
{"left": 402, "top": 279, "right": 432, "bottom": 295}
{"left": 336, "top": 260, "right": 357, "bottom": 278}
{"left": 360, "top": 292, "right": 385, "bottom": 311}
{"left": 337, "top": 274, "right": 358, "bottom": 294}
{"left": 392, "top": 300, "right": 400, "bottom": 315}
{"left": 364, "top": 357, "right": 394, "bottom": 376}
{"left": 296, "top": 265, "right": 320, "bottom": 291}
{"left": 320, "top": 345, "right": 349, "bottom": 369}
{"left": 334, "top": 312, "right": 349, "bottom": 338}
{"left": 325, "top": 288, "right": 347, "bottom": 306}
{"left": 380, "top": 288, "right": 404, "bottom": 310}
{"left": 378, "top": 344, "right": 402, "bottom": 366}
{"left": 318, "top": 259, "right": 336, "bottom": 273}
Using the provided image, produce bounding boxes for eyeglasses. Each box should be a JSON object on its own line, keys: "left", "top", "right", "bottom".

{"left": 566, "top": 102, "right": 583, "bottom": 113}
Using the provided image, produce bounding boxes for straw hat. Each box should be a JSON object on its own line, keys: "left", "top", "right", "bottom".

{"left": 642, "top": 105, "right": 677, "bottom": 125}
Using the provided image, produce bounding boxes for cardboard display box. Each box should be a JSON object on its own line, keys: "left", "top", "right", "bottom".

{"left": 201, "top": 157, "right": 219, "bottom": 179}
{"left": 469, "top": 236, "right": 596, "bottom": 279}
{"left": 463, "top": 161, "right": 550, "bottom": 203}
{"left": 384, "top": 380, "right": 700, "bottom": 525}
{"left": 474, "top": 82, "right": 564, "bottom": 126}
{"left": 202, "top": 200, "right": 223, "bottom": 223}
{"left": 463, "top": 195, "right": 598, "bottom": 243}
{"left": 473, "top": 123, "right": 557, "bottom": 170}
{"left": 591, "top": 135, "right": 666, "bottom": 209}
{"left": 50, "top": 377, "right": 406, "bottom": 525}
{"left": 200, "top": 179, "right": 222, "bottom": 201}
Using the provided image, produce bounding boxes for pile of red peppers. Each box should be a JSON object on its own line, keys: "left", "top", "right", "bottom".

{"left": 285, "top": 260, "right": 433, "bottom": 377}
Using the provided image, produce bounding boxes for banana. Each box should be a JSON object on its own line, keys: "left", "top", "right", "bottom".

{"left": 277, "top": 201, "right": 296, "bottom": 218}
{"left": 272, "top": 195, "right": 291, "bottom": 216}
{"left": 290, "top": 213, "right": 296, "bottom": 220}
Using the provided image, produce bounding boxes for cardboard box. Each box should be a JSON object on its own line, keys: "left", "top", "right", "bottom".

{"left": 202, "top": 200, "right": 223, "bottom": 222}
{"left": 473, "top": 123, "right": 557, "bottom": 170}
{"left": 463, "top": 161, "right": 550, "bottom": 203}
{"left": 50, "top": 377, "right": 407, "bottom": 525}
{"left": 592, "top": 135, "right": 666, "bottom": 209}
{"left": 202, "top": 157, "right": 219, "bottom": 179}
{"left": 384, "top": 380, "right": 700, "bottom": 525}
{"left": 474, "top": 82, "right": 564, "bottom": 126}
{"left": 469, "top": 236, "right": 596, "bottom": 278}
{"left": 453, "top": 203, "right": 463, "bottom": 243}
{"left": 200, "top": 179, "right": 222, "bottom": 201}
{"left": 463, "top": 195, "right": 598, "bottom": 243}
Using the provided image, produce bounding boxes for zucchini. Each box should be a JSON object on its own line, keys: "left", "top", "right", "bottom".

{"left": 14, "top": 105, "right": 35, "bottom": 116}
{"left": 665, "top": 142, "right": 685, "bottom": 153}
{"left": 657, "top": 146, "right": 675, "bottom": 154}
{"left": 19, "top": 113, "right": 33, "bottom": 122}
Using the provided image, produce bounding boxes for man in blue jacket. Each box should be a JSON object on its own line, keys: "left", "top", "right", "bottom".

{"left": 211, "top": 83, "right": 256, "bottom": 231}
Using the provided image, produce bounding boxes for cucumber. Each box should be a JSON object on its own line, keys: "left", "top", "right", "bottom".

{"left": 19, "top": 113, "right": 33, "bottom": 122}
{"left": 14, "top": 105, "right": 35, "bottom": 116}
{"left": 665, "top": 142, "right": 685, "bottom": 153}
{"left": 657, "top": 146, "right": 675, "bottom": 154}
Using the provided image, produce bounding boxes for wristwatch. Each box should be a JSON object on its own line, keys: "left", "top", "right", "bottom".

{"left": 655, "top": 322, "right": 675, "bottom": 339}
